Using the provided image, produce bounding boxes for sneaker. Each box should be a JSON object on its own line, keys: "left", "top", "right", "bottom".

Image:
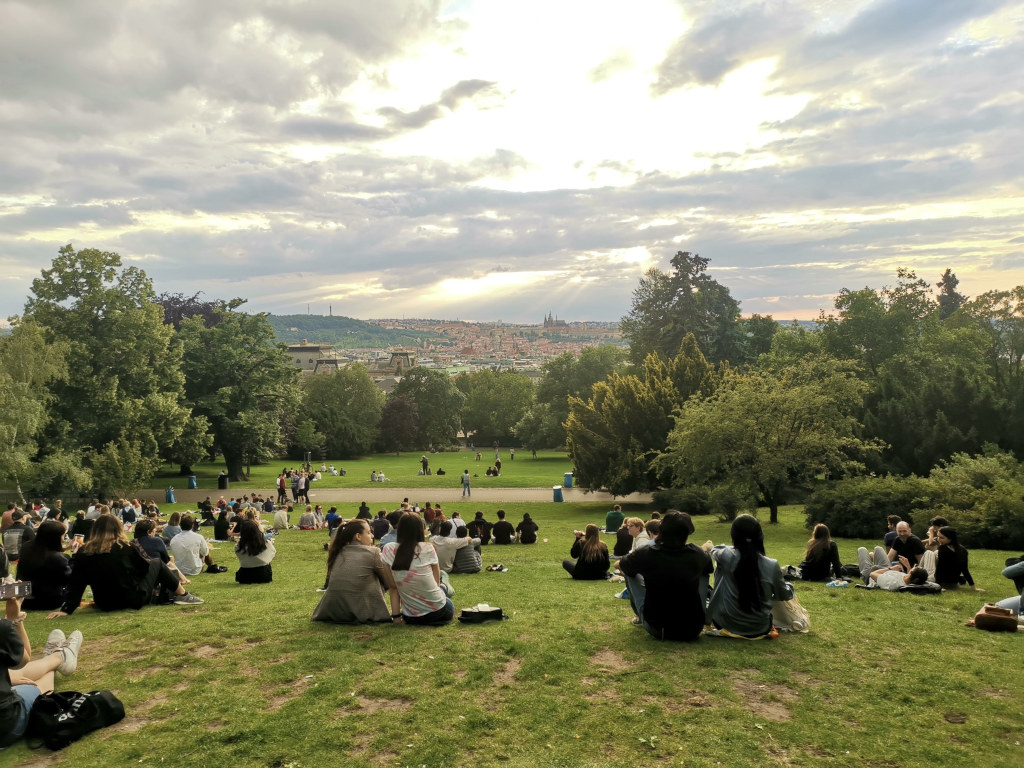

{"left": 631, "top": 617, "right": 642, "bottom": 626}
{"left": 57, "top": 630, "right": 82, "bottom": 676}
{"left": 43, "top": 629, "right": 66, "bottom": 657}
{"left": 206, "top": 564, "right": 228, "bottom": 574}
{"left": 172, "top": 592, "right": 205, "bottom": 605}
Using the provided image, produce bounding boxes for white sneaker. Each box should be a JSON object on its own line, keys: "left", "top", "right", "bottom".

{"left": 43, "top": 629, "right": 66, "bottom": 657}
{"left": 172, "top": 592, "right": 204, "bottom": 605}
{"left": 57, "top": 630, "right": 82, "bottom": 676}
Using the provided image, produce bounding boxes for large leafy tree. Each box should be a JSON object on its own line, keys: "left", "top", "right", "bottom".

{"left": 377, "top": 395, "right": 419, "bottom": 454}
{"left": 566, "top": 336, "right": 714, "bottom": 496}
{"left": 301, "top": 364, "right": 383, "bottom": 458}
{"left": 178, "top": 307, "right": 301, "bottom": 481}
{"left": 23, "top": 245, "right": 189, "bottom": 492}
{"left": 659, "top": 358, "right": 874, "bottom": 523}
{"left": 0, "top": 321, "right": 90, "bottom": 502}
{"left": 517, "top": 345, "right": 626, "bottom": 449}
{"left": 620, "top": 251, "right": 741, "bottom": 366}
{"left": 389, "top": 367, "right": 465, "bottom": 448}
{"left": 456, "top": 369, "right": 534, "bottom": 443}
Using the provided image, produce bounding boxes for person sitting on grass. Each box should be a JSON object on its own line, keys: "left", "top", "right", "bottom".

{"left": 492, "top": 510, "right": 515, "bottom": 545}
{"left": 618, "top": 511, "right": 712, "bottom": 641}
{"left": 133, "top": 519, "right": 190, "bottom": 587}
{"left": 562, "top": 525, "right": 610, "bottom": 581}
{"left": 706, "top": 515, "right": 793, "bottom": 639}
{"left": 15, "top": 522, "right": 71, "bottom": 611}
{"left": 234, "top": 521, "right": 275, "bottom": 584}
{"left": 795, "top": 523, "right": 844, "bottom": 581}
{"left": 2, "top": 594, "right": 84, "bottom": 748}
{"left": 993, "top": 557, "right": 1024, "bottom": 614}
{"left": 161, "top": 512, "right": 183, "bottom": 544}
{"left": 451, "top": 527, "right": 483, "bottom": 574}
{"left": 381, "top": 514, "right": 454, "bottom": 626}
{"left": 430, "top": 522, "right": 478, "bottom": 573}
{"left": 466, "top": 511, "right": 492, "bottom": 545}
{"left": 612, "top": 520, "right": 633, "bottom": 557}
{"left": 169, "top": 514, "right": 228, "bottom": 576}
{"left": 299, "top": 505, "right": 317, "bottom": 530}
{"left": 919, "top": 526, "right": 984, "bottom": 592}
{"left": 47, "top": 515, "right": 203, "bottom": 617}
{"left": 370, "top": 510, "right": 389, "bottom": 541}
{"left": 515, "top": 513, "right": 539, "bottom": 544}
{"left": 213, "top": 508, "right": 232, "bottom": 541}
{"left": 605, "top": 504, "right": 625, "bottom": 534}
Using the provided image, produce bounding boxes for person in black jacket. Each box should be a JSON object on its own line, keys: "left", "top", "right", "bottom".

{"left": 562, "top": 525, "right": 609, "bottom": 580}
{"left": 797, "top": 524, "right": 843, "bottom": 581}
{"left": 491, "top": 510, "right": 515, "bottom": 545}
{"left": 15, "top": 522, "right": 71, "bottom": 611}
{"left": 45, "top": 515, "right": 203, "bottom": 617}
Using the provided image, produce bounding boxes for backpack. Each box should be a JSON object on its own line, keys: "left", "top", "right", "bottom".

{"left": 25, "top": 690, "right": 125, "bottom": 750}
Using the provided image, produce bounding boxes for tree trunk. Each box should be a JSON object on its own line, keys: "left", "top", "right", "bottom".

{"left": 768, "top": 497, "right": 780, "bottom": 524}
{"left": 224, "top": 450, "right": 248, "bottom": 482}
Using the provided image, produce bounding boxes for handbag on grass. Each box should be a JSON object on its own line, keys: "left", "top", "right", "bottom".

{"left": 457, "top": 604, "right": 507, "bottom": 624}
{"left": 771, "top": 595, "right": 811, "bottom": 633}
{"left": 973, "top": 603, "right": 1019, "bottom": 632}
{"left": 25, "top": 690, "right": 125, "bottom": 750}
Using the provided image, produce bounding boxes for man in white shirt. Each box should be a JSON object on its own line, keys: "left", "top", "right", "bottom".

{"left": 169, "top": 514, "right": 227, "bottom": 576}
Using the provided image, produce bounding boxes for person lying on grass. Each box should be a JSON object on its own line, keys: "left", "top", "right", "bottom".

{"left": 2, "top": 593, "right": 84, "bottom": 748}
{"left": 47, "top": 514, "right": 203, "bottom": 618}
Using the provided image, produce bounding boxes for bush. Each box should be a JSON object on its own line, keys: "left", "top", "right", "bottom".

{"left": 651, "top": 485, "right": 712, "bottom": 516}
{"left": 804, "top": 475, "right": 931, "bottom": 538}
{"left": 953, "top": 482, "right": 1024, "bottom": 550}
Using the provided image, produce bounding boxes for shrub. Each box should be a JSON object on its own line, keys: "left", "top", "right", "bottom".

{"left": 651, "top": 485, "right": 712, "bottom": 516}
{"left": 804, "top": 475, "right": 931, "bottom": 538}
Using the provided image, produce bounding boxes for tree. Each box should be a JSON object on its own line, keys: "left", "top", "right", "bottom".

{"left": 658, "top": 359, "right": 874, "bottom": 523}
{"left": 154, "top": 292, "right": 242, "bottom": 329}
{"left": 22, "top": 245, "right": 189, "bottom": 492}
{"left": 620, "top": 251, "right": 741, "bottom": 366}
{"left": 0, "top": 321, "right": 90, "bottom": 502}
{"left": 178, "top": 307, "right": 302, "bottom": 481}
{"left": 566, "top": 337, "right": 715, "bottom": 496}
{"left": 523, "top": 345, "right": 626, "bottom": 448}
{"left": 390, "top": 367, "right": 465, "bottom": 448}
{"left": 292, "top": 418, "right": 326, "bottom": 457}
{"left": 936, "top": 269, "right": 967, "bottom": 320}
{"left": 378, "top": 395, "right": 419, "bottom": 454}
{"left": 302, "top": 365, "right": 383, "bottom": 458}
{"left": 457, "top": 369, "right": 534, "bottom": 443}
{"left": 167, "top": 415, "right": 214, "bottom": 475}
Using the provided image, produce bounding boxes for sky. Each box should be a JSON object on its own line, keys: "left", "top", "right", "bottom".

{"left": 1, "top": 0, "right": 1022, "bottom": 324}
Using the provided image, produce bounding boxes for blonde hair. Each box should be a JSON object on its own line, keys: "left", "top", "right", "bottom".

{"left": 623, "top": 517, "right": 645, "bottom": 531}
{"left": 81, "top": 514, "right": 129, "bottom": 555}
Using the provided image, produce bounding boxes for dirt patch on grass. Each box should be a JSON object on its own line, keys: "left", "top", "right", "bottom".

{"left": 789, "top": 671, "right": 820, "bottom": 688}
{"left": 730, "top": 673, "right": 796, "bottom": 723}
{"left": 944, "top": 712, "right": 969, "bottom": 724}
{"left": 350, "top": 696, "right": 415, "bottom": 715}
{"left": 193, "top": 644, "right": 223, "bottom": 659}
{"left": 206, "top": 720, "right": 227, "bottom": 732}
{"left": 589, "top": 649, "right": 630, "bottom": 672}
{"left": 372, "top": 750, "right": 399, "bottom": 766}
{"left": 11, "top": 754, "right": 60, "bottom": 768}
{"left": 979, "top": 688, "right": 1011, "bottom": 699}
{"left": 352, "top": 632, "right": 374, "bottom": 642}
{"left": 266, "top": 676, "right": 314, "bottom": 711}
{"left": 637, "top": 691, "right": 713, "bottom": 713}
{"left": 107, "top": 716, "right": 151, "bottom": 735}
{"left": 494, "top": 658, "right": 521, "bottom": 686}
{"left": 134, "top": 692, "right": 168, "bottom": 714}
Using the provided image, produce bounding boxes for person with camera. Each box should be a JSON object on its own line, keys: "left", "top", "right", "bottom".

{"left": 562, "top": 525, "right": 610, "bottom": 580}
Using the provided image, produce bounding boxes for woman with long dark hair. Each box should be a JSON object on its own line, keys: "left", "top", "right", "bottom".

{"left": 707, "top": 515, "right": 793, "bottom": 638}
{"left": 234, "top": 521, "right": 275, "bottom": 584}
{"left": 797, "top": 523, "right": 843, "bottom": 581}
{"left": 922, "top": 526, "right": 983, "bottom": 591}
{"left": 515, "top": 513, "right": 539, "bottom": 544}
{"left": 45, "top": 515, "right": 202, "bottom": 618}
{"left": 313, "top": 520, "right": 398, "bottom": 623}
{"left": 562, "top": 525, "right": 610, "bottom": 580}
{"left": 16, "top": 522, "right": 71, "bottom": 610}
{"left": 381, "top": 514, "right": 453, "bottom": 625}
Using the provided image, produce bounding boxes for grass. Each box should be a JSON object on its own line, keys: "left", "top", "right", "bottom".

{"left": 7, "top": 501, "right": 1024, "bottom": 768}
{"left": 155, "top": 450, "right": 575, "bottom": 491}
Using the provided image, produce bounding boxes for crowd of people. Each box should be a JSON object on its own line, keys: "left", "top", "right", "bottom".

{"left": 3, "top": 488, "right": 1022, "bottom": 750}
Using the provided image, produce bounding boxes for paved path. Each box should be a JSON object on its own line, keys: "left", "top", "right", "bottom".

{"left": 142, "top": 486, "right": 653, "bottom": 506}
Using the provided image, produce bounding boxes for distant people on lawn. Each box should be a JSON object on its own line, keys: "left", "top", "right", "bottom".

{"left": 461, "top": 470, "right": 471, "bottom": 497}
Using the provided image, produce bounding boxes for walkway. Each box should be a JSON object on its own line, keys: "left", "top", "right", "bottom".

{"left": 141, "top": 486, "right": 653, "bottom": 506}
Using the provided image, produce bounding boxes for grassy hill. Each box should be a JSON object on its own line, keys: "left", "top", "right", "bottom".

{"left": 266, "top": 314, "right": 435, "bottom": 349}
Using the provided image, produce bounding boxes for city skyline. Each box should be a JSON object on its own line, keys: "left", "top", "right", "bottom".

{"left": 1, "top": 0, "right": 1022, "bottom": 325}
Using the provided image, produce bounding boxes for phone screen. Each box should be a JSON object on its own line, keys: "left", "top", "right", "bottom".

{"left": 0, "top": 582, "right": 33, "bottom": 600}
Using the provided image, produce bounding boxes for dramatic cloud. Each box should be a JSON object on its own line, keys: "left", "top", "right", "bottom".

{"left": 1, "top": 0, "right": 1021, "bottom": 325}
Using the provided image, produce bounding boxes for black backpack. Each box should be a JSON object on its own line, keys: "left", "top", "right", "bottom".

{"left": 26, "top": 690, "right": 125, "bottom": 750}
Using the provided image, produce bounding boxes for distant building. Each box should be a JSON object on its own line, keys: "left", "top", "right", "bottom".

{"left": 285, "top": 339, "right": 342, "bottom": 374}
{"left": 543, "top": 312, "right": 567, "bottom": 328}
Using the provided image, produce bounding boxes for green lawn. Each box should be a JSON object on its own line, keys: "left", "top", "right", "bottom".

{"left": 156, "top": 450, "right": 575, "bottom": 491}
{"left": 8, "top": 502, "right": 1023, "bottom": 768}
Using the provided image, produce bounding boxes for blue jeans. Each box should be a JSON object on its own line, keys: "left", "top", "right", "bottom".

{"left": 626, "top": 574, "right": 646, "bottom": 620}
{"left": 8, "top": 684, "right": 42, "bottom": 740}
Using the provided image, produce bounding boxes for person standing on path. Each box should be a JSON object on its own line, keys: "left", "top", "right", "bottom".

{"left": 461, "top": 470, "right": 471, "bottom": 498}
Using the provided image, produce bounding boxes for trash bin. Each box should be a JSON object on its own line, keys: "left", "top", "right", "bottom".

{"left": 188, "top": 475, "right": 197, "bottom": 489}
{"left": 563, "top": 472, "right": 574, "bottom": 488}
{"left": 165, "top": 486, "right": 175, "bottom": 504}
{"left": 552, "top": 485, "right": 563, "bottom": 502}
{"left": 217, "top": 474, "right": 229, "bottom": 490}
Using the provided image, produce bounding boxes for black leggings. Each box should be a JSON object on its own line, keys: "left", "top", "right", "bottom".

{"left": 141, "top": 558, "right": 181, "bottom": 603}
